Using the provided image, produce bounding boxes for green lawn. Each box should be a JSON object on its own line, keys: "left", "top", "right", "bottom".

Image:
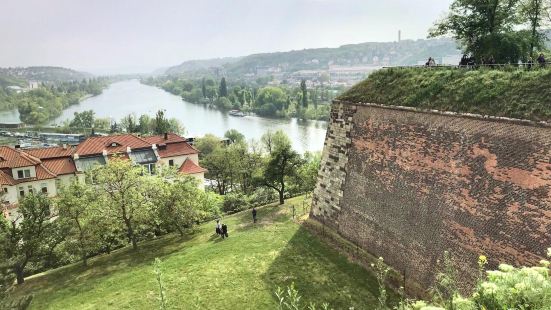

{"left": 11, "top": 196, "right": 389, "bottom": 309}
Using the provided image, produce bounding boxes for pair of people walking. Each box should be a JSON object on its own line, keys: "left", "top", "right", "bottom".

{"left": 215, "top": 219, "right": 228, "bottom": 239}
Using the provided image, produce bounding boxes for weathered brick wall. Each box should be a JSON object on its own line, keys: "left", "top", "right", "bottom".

{"left": 312, "top": 101, "right": 551, "bottom": 292}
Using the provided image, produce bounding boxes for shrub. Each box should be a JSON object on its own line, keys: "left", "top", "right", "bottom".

{"left": 222, "top": 192, "right": 250, "bottom": 214}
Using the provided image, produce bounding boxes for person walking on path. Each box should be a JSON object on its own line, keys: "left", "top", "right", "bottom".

{"left": 252, "top": 207, "right": 257, "bottom": 223}
{"left": 221, "top": 223, "right": 228, "bottom": 239}
{"left": 215, "top": 219, "right": 222, "bottom": 236}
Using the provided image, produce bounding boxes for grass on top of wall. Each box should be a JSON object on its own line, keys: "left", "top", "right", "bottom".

{"left": 338, "top": 67, "right": 551, "bottom": 122}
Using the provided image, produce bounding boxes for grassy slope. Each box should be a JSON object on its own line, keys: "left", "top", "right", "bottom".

{"left": 12, "top": 196, "right": 389, "bottom": 309}
{"left": 339, "top": 67, "right": 551, "bottom": 122}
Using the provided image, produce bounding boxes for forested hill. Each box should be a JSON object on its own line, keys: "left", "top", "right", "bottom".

{"left": 0, "top": 66, "right": 91, "bottom": 82}
{"left": 163, "top": 38, "right": 459, "bottom": 76}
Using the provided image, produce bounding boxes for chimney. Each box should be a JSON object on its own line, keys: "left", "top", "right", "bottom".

{"left": 164, "top": 132, "right": 168, "bottom": 140}
{"left": 62, "top": 143, "right": 67, "bottom": 150}
{"left": 14, "top": 144, "right": 20, "bottom": 149}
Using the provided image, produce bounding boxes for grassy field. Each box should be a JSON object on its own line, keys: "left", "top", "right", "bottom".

{"left": 339, "top": 67, "right": 551, "bottom": 121}
{"left": 11, "top": 196, "right": 391, "bottom": 309}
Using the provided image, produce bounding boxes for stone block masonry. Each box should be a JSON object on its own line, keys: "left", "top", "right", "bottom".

{"left": 311, "top": 101, "right": 551, "bottom": 293}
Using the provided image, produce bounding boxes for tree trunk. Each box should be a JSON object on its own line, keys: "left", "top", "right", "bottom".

{"left": 124, "top": 217, "right": 138, "bottom": 250}
{"left": 278, "top": 190, "right": 284, "bottom": 205}
{"left": 131, "top": 235, "right": 138, "bottom": 250}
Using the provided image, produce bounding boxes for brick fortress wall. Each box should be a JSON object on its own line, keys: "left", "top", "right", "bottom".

{"left": 311, "top": 101, "right": 551, "bottom": 292}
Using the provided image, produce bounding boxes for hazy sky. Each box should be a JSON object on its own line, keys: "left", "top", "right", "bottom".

{"left": 0, "top": 0, "right": 453, "bottom": 74}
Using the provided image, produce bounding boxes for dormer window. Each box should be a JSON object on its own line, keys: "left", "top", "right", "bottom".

{"left": 17, "top": 169, "right": 31, "bottom": 179}
{"left": 107, "top": 141, "right": 121, "bottom": 147}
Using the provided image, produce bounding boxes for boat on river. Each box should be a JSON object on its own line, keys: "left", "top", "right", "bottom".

{"left": 228, "top": 110, "right": 246, "bottom": 117}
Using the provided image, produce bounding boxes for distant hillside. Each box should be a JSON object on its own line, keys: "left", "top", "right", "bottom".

{"left": 0, "top": 66, "right": 92, "bottom": 82}
{"left": 165, "top": 57, "right": 242, "bottom": 75}
{"left": 163, "top": 38, "right": 460, "bottom": 76}
{"left": 339, "top": 67, "right": 551, "bottom": 122}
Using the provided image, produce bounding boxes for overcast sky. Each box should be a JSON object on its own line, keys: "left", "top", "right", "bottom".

{"left": 0, "top": 0, "right": 453, "bottom": 74}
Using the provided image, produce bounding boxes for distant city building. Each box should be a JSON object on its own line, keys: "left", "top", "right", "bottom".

{"left": 28, "top": 81, "right": 40, "bottom": 89}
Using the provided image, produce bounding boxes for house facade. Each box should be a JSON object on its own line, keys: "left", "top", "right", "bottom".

{"left": 1, "top": 133, "right": 206, "bottom": 220}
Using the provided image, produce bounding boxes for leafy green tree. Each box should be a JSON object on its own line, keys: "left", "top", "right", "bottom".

{"left": 300, "top": 80, "right": 308, "bottom": 108}
{"left": 295, "top": 152, "right": 321, "bottom": 193}
{"left": 261, "top": 130, "right": 291, "bottom": 155}
{"left": 90, "top": 158, "right": 150, "bottom": 250}
{"left": 138, "top": 114, "right": 152, "bottom": 134}
{"left": 195, "top": 134, "right": 222, "bottom": 158}
{"left": 154, "top": 110, "right": 171, "bottom": 135}
{"left": 57, "top": 182, "right": 100, "bottom": 266}
{"left": 224, "top": 129, "right": 245, "bottom": 144}
{"left": 0, "top": 194, "right": 55, "bottom": 284}
{"left": 151, "top": 176, "right": 205, "bottom": 237}
{"left": 519, "top": 0, "right": 550, "bottom": 57}
{"left": 70, "top": 110, "right": 95, "bottom": 128}
{"left": 430, "top": 0, "right": 525, "bottom": 63}
{"left": 121, "top": 114, "right": 138, "bottom": 133}
{"left": 262, "top": 143, "right": 303, "bottom": 204}
{"left": 219, "top": 77, "right": 228, "bottom": 97}
{"left": 201, "top": 78, "right": 207, "bottom": 98}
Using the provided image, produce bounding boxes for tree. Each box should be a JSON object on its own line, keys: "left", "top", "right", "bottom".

{"left": 138, "top": 114, "right": 152, "bottom": 134}
{"left": 195, "top": 134, "right": 222, "bottom": 158}
{"left": 121, "top": 114, "right": 138, "bottom": 133}
{"left": 152, "top": 176, "right": 204, "bottom": 237}
{"left": 300, "top": 80, "right": 308, "bottom": 108}
{"left": 261, "top": 130, "right": 291, "bottom": 155}
{"left": 90, "top": 158, "right": 150, "bottom": 250}
{"left": 224, "top": 129, "right": 245, "bottom": 144}
{"left": 519, "top": 0, "right": 550, "bottom": 57}
{"left": 201, "top": 78, "right": 207, "bottom": 99}
{"left": 430, "top": 0, "right": 525, "bottom": 63}
{"left": 70, "top": 110, "right": 95, "bottom": 128}
{"left": 219, "top": 77, "right": 228, "bottom": 97}
{"left": 263, "top": 144, "right": 303, "bottom": 204}
{"left": 154, "top": 110, "right": 171, "bottom": 135}
{"left": 0, "top": 194, "right": 55, "bottom": 284}
{"left": 57, "top": 182, "right": 100, "bottom": 266}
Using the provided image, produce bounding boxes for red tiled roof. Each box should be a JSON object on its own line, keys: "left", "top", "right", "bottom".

{"left": 26, "top": 146, "right": 75, "bottom": 159}
{"left": 178, "top": 159, "right": 207, "bottom": 175}
{"left": 42, "top": 158, "right": 77, "bottom": 176}
{"left": 75, "top": 134, "right": 151, "bottom": 156}
{"left": 157, "top": 142, "right": 198, "bottom": 158}
{"left": 0, "top": 146, "right": 41, "bottom": 169}
{"left": 0, "top": 170, "right": 15, "bottom": 186}
{"left": 35, "top": 165, "right": 57, "bottom": 181}
{"left": 143, "top": 133, "right": 187, "bottom": 145}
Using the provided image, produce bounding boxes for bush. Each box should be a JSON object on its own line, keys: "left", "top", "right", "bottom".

{"left": 248, "top": 187, "right": 278, "bottom": 207}
{"left": 222, "top": 192, "right": 250, "bottom": 214}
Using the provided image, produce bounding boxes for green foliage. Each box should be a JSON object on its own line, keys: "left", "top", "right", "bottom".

{"left": 224, "top": 129, "right": 245, "bottom": 144}
{"left": 0, "top": 194, "right": 56, "bottom": 284}
{"left": 340, "top": 68, "right": 551, "bottom": 121}
{"left": 69, "top": 110, "right": 95, "bottom": 129}
{"left": 263, "top": 143, "right": 303, "bottom": 205}
{"left": 154, "top": 110, "right": 171, "bottom": 135}
{"left": 430, "top": 0, "right": 548, "bottom": 62}
{"left": 222, "top": 192, "right": 250, "bottom": 214}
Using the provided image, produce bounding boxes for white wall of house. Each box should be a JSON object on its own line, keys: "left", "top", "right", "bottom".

{"left": 189, "top": 172, "right": 205, "bottom": 190}
{"left": 158, "top": 154, "right": 199, "bottom": 168}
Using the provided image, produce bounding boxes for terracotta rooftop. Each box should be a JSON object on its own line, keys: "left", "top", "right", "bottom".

{"left": 75, "top": 134, "right": 151, "bottom": 156}
{"left": 0, "top": 170, "right": 15, "bottom": 186}
{"left": 26, "top": 146, "right": 75, "bottom": 159}
{"left": 0, "top": 146, "right": 42, "bottom": 169}
{"left": 143, "top": 133, "right": 187, "bottom": 145}
{"left": 42, "top": 158, "right": 77, "bottom": 176}
{"left": 179, "top": 159, "right": 207, "bottom": 175}
{"left": 157, "top": 142, "right": 198, "bottom": 158}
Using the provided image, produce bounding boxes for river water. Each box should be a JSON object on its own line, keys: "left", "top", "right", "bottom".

{"left": 47, "top": 80, "right": 327, "bottom": 153}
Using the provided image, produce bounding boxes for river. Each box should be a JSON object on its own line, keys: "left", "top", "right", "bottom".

{"left": 48, "top": 80, "right": 327, "bottom": 153}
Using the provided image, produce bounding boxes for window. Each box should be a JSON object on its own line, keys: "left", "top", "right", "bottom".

{"left": 18, "top": 187, "right": 24, "bottom": 197}
{"left": 41, "top": 183, "right": 48, "bottom": 194}
{"left": 27, "top": 185, "right": 33, "bottom": 194}
{"left": 169, "top": 159, "right": 174, "bottom": 167}
{"left": 3, "top": 188, "right": 7, "bottom": 193}
{"left": 17, "top": 169, "right": 31, "bottom": 179}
